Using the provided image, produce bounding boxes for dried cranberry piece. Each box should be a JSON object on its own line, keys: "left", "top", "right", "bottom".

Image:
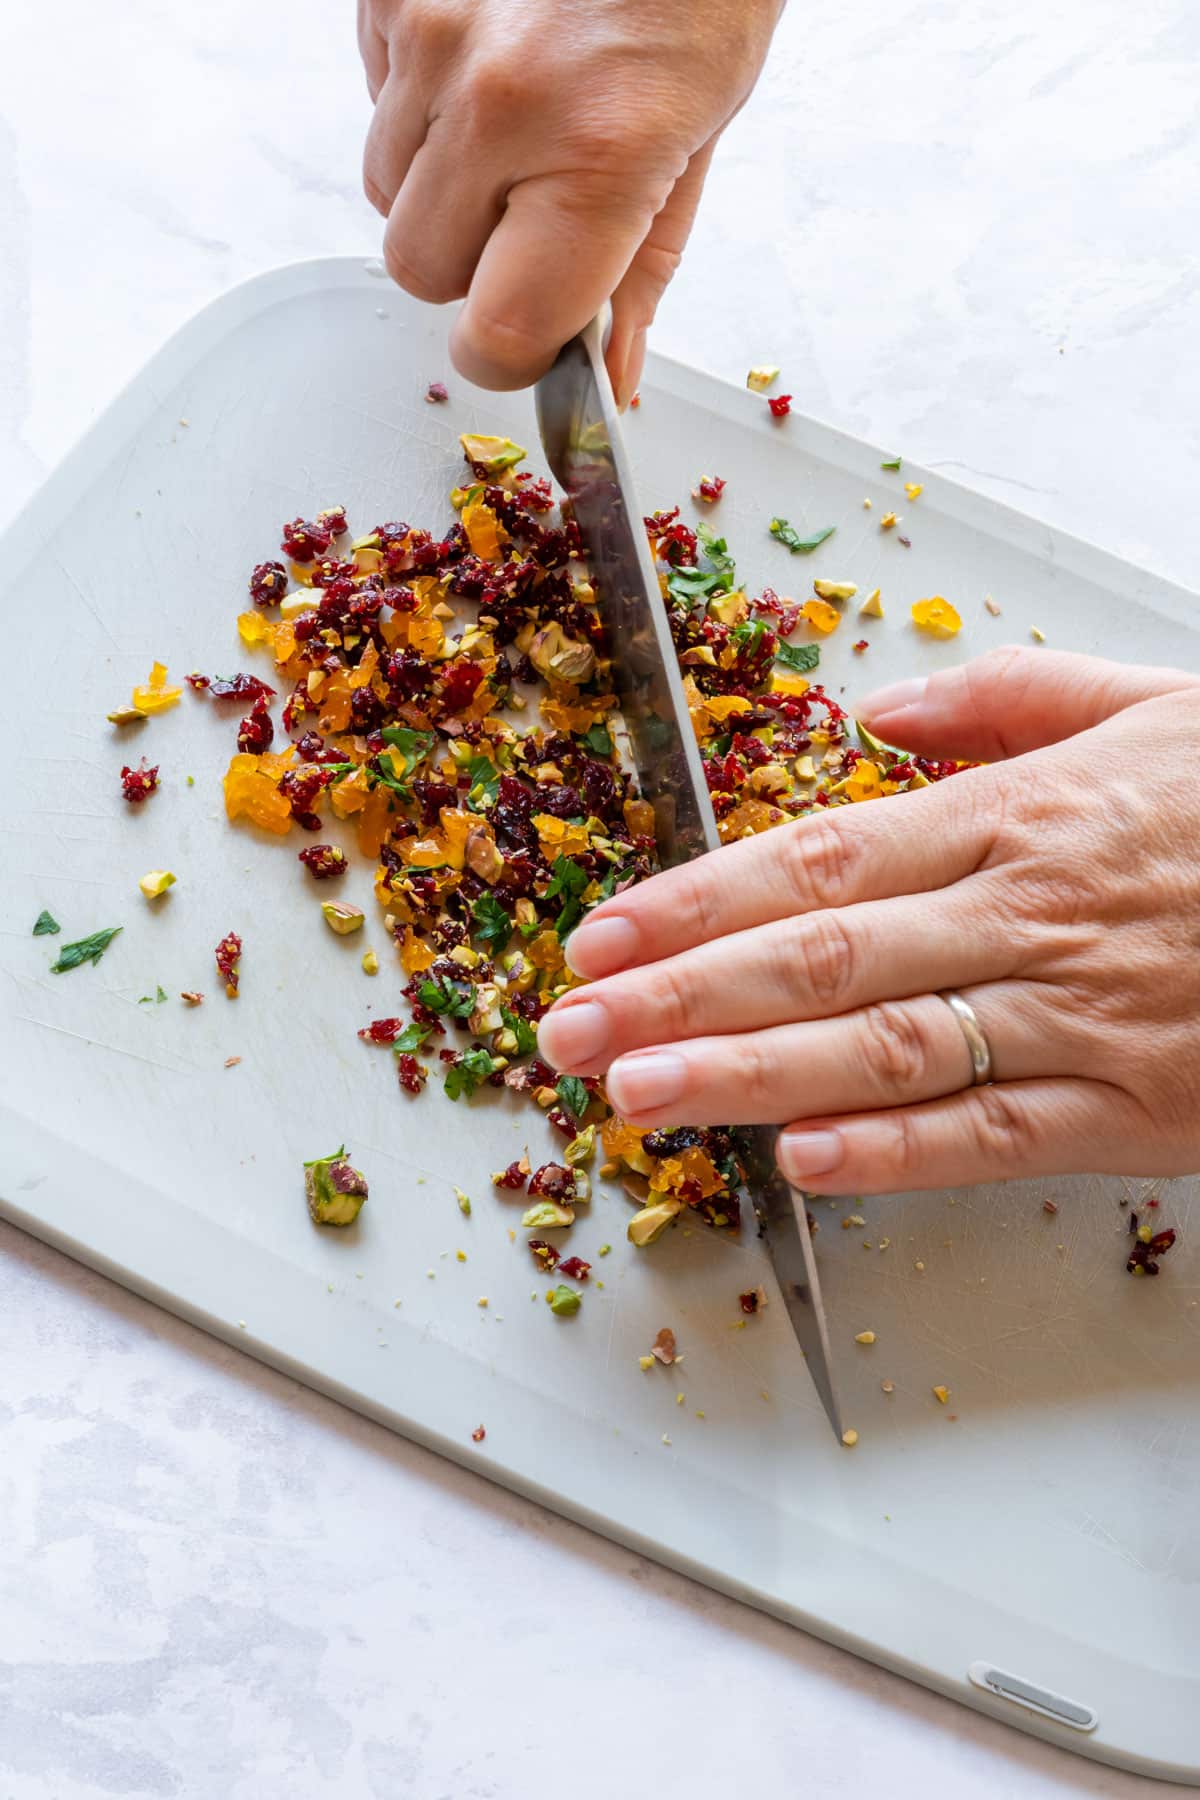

{"left": 206, "top": 673, "right": 277, "bottom": 702}
{"left": 281, "top": 517, "right": 333, "bottom": 563}
{"left": 120, "top": 760, "right": 159, "bottom": 804}
{"left": 249, "top": 560, "right": 288, "bottom": 606}
{"left": 739, "top": 1289, "right": 760, "bottom": 1315}
{"left": 494, "top": 1160, "right": 530, "bottom": 1192}
{"left": 546, "top": 1107, "right": 576, "bottom": 1141}
{"left": 693, "top": 475, "right": 726, "bottom": 503}
{"left": 528, "top": 1163, "right": 575, "bottom": 1202}
{"left": 215, "top": 931, "right": 242, "bottom": 997}
{"left": 528, "top": 1239, "right": 560, "bottom": 1271}
{"left": 358, "top": 1019, "right": 405, "bottom": 1045}
{"left": 767, "top": 393, "right": 792, "bottom": 418}
{"left": 237, "top": 697, "right": 274, "bottom": 754}
{"left": 298, "top": 844, "right": 347, "bottom": 880}
{"left": 425, "top": 381, "right": 449, "bottom": 404}
{"left": 396, "top": 1053, "right": 427, "bottom": 1094}
{"left": 316, "top": 504, "right": 349, "bottom": 536}
{"left": 439, "top": 660, "right": 484, "bottom": 713}
{"left": 557, "top": 1256, "right": 591, "bottom": 1282}
{"left": 186, "top": 671, "right": 211, "bottom": 691}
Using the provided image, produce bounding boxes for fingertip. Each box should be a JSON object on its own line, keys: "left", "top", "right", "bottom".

{"left": 563, "top": 914, "right": 640, "bottom": 979}
{"left": 448, "top": 306, "right": 555, "bottom": 391}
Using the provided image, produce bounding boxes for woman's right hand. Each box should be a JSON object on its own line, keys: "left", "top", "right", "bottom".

{"left": 357, "top": 0, "right": 783, "bottom": 403}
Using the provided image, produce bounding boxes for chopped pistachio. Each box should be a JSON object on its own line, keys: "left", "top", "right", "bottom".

{"left": 454, "top": 1187, "right": 472, "bottom": 1217}
{"left": 932, "top": 1384, "right": 950, "bottom": 1405}
{"left": 321, "top": 900, "right": 365, "bottom": 935}
{"left": 548, "top": 1284, "right": 581, "bottom": 1317}
{"left": 638, "top": 1355, "right": 655, "bottom": 1371}
{"left": 107, "top": 704, "right": 148, "bottom": 725}
{"left": 627, "top": 1198, "right": 683, "bottom": 1247}
{"left": 854, "top": 1330, "right": 877, "bottom": 1345}
{"left": 859, "top": 588, "right": 884, "bottom": 618}
{"left": 881, "top": 1380, "right": 896, "bottom": 1394}
{"left": 841, "top": 1428, "right": 859, "bottom": 1447}
{"left": 459, "top": 432, "right": 526, "bottom": 474}
{"left": 361, "top": 948, "right": 379, "bottom": 975}
{"left": 304, "top": 1150, "right": 368, "bottom": 1227}
{"left": 1030, "top": 625, "right": 1046, "bottom": 643}
{"left": 529, "top": 622, "right": 596, "bottom": 685}
{"left": 812, "top": 579, "right": 857, "bottom": 602}
{"left": 862, "top": 497, "right": 872, "bottom": 509}
{"left": 139, "top": 869, "right": 176, "bottom": 900}
{"left": 984, "top": 595, "right": 1002, "bottom": 617}
{"left": 521, "top": 1200, "right": 575, "bottom": 1229}
{"left": 880, "top": 512, "right": 900, "bottom": 531}
{"left": 456, "top": 1249, "right": 467, "bottom": 1262}
{"left": 746, "top": 364, "right": 781, "bottom": 391}
{"left": 597, "top": 1243, "right": 612, "bottom": 1257}
{"left": 279, "top": 594, "right": 318, "bottom": 621}
{"left": 476, "top": 1296, "right": 488, "bottom": 1308}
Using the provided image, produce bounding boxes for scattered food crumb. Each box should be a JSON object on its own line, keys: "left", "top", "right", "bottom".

{"left": 881, "top": 1379, "right": 895, "bottom": 1395}
{"left": 455, "top": 1187, "right": 472, "bottom": 1216}
{"left": 880, "top": 512, "right": 900, "bottom": 531}
{"left": 1031, "top": 625, "right": 1046, "bottom": 643}
{"left": 181, "top": 990, "right": 204, "bottom": 1005}
{"left": 746, "top": 364, "right": 781, "bottom": 392}
{"left": 842, "top": 1428, "right": 859, "bottom": 1447}
{"left": 362, "top": 948, "right": 379, "bottom": 975}
{"left": 477, "top": 1297, "right": 488, "bottom": 1308}
{"left": 224, "top": 1055, "right": 241, "bottom": 1069}
{"left": 425, "top": 381, "right": 449, "bottom": 404}
{"left": 854, "top": 1330, "right": 876, "bottom": 1345}
{"left": 471, "top": 1424, "right": 486, "bottom": 1442}
{"left": 932, "top": 1385, "right": 950, "bottom": 1405}
{"left": 915, "top": 1260, "right": 925, "bottom": 1271}
{"left": 650, "top": 1327, "right": 677, "bottom": 1364}
{"left": 675, "top": 1392, "right": 685, "bottom": 1405}
{"left": 661, "top": 1434, "right": 672, "bottom": 1446}
{"left": 904, "top": 482, "right": 923, "bottom": 501}
{"left": 1042, "top": 1199, "right": 1059, "bottom": 1215}
{"left": 638, "top": 1355, "right": 654, "bottom": 1371}
{"left": 843, "top": 1214, "right": 866, "bottom": 1229}
{"left": 984, "top": 595, "right": 1002, "bottom": 616}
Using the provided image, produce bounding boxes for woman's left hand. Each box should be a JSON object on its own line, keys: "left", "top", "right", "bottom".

{"left": 537, "top": 648, "right": 1200, "bottom": 1194}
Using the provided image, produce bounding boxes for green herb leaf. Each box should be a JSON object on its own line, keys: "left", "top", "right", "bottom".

{"left": 667, "top": 565, "right": 729, "bottom": 606}
{"left": 548, "top": 1284, "right": 582, "bottom": 1318}
{"left": 556, "top": 1074, "right": 589, "bottom": 1120}
{"left": 880, "top": 456, "right": 902, "bottom": 470}
{"left": 303, "top": 1145, "right": 347, "bottom": 1169}
{"left": 465, "top": 755, "right": 500, "bottom": 809}
{"left": 137, "top": 985, "right": 169, "bottom": 1005}
{"left": 731, "top": 619, "right": 768, "bottom": 655}
{"left": 417, "top": 975, "right": 474, "bottom": 1019}
{"left": 32, "top": 910, "right": 61, "bottom": 937}
{"left": 500, "top": 1007, "right": 538, "bottom": 1056}
{"left": 50, "top": 926, "right": 122, "bottom": 974}
{"left": 769, "top": 518, "right": 836, "bottom": 555}
{"left": 544, "top": 856, "right": 589, "bottom": 905}
{"left": 444, "top": 1046, "right": 500, "bottom": 1102}
{"left": 471, "top": 893, "right": 512, "bottom": 953}
{"left": 380, "top": 725, "right": 436, "bottom": 773}
{"left": 581, "top": 722, "right": 614, "bottom": 757}
{"left": 392, "top": 1022, "right": 432, "bottom": 1055}
{"left": 776, "top": 642, "right": 822, "bottom": 674}
{"left": 597, "top": 865, "right": 620, "bottom": 901}
{"left": 697, "top": 521, "right": 736, "bottom": 578}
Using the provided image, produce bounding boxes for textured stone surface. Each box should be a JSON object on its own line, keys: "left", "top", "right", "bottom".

{"left": 1, "top": 2, "right": 1197, "bottom": 1793}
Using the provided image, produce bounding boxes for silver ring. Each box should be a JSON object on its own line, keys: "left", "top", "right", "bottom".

{"left": 939, "top": 991, "right": 994, "bottom": 1086}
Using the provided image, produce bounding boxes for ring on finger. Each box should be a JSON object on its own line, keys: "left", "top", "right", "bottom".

{"left": 939, "top": 989, "right": 994, "bottom": 1086}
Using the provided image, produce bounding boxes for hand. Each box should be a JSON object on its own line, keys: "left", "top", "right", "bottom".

{"left": 537, "top": 648, "right": 1200, "bottom": 1195}
{"left": 358, "top": 0, "right": 782, "bottom": 401}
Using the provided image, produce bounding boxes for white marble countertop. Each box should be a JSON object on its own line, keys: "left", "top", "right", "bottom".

{"left": 1, "top": 2, "right": 1197, "bottom": 1795}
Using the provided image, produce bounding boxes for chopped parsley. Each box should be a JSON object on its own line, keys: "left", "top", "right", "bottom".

{"left": 50, "top": 926, "right": 122, "bottom": 973}
{"left": 471, "top": 893, "right": 512, "bottom": 953}
{"left": 776, "top": 642, "right": 821, "bottom": 675}
{"left": 556, "top": 1074, "right": 589, "bottom": 1120}
{"left": 444, "top": 1047, "right": 500, "bottom": 1101}
{"left": 417, "top": 974, "right": 474, "bottom": 1018}
{"left": 32, "top": 910, "right": 60, "bottom": 937}
{"left": 769, "top": 518, "right": 836, "bottom": 555}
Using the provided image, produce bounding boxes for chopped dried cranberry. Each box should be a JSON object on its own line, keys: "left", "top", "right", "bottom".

{"left": 767, "top": 394, "right": 792, "bottom": 419}
{"left": 120, "top": 760, "right": 159, "bottom": 803}
{"left": 316, "top": 504, "right": 348, "bottom": 536}
{"left": 237, "top": 697, "right": 274, "bottom": 754}
{"left": 494, "top": 1160, "right": 530, "bottom": 1192}
{"left": 186, "top": 671, "right": 211, "bottom": 690}
{"left": 852, "top": 638, "right": 869, "bottom": 653}
{"left": 425, "top": 381, "right": 449, "bottom": 404}
{"left": 298, "top": 844, "right": 347, "bottom": 880}
{"left": 692, "top": 475, "right": 726, "bottom": 504}
{"left": 358, "top": 1018, "right": 404, "bottom": 1045}
{"left": 439, "top": 660, "right": 484, "bottom": 713}
{"left": 206, "top": 672, "right": 277, "bottom": 702}
{"left": 557, "top": 1256, "right": 591, "bottom": 1282}
{"left": 249, "top": 561, "right": 288, "bottom": 606}
{"left": 215, "top": 931, "right": 242, "bottom": 997}
{"left": 528, "top": 1239, "right": 561, "bottom": 1271}
{"left": 470, "top": 1424, "right": 486, "bottom": 1442}
{"left": 396, "top": 1053, "right": 427, "bottom": 1094}
{"left": 281, "top": 517, "right": 333, "bottom": 563}
{"left": 546, "top": 1106, "right": 576, "bottom": 1141}
{"left": 738, "top": 1289, "right": 760, "bottom": 1315}
{"left": 643, "top": 1127, "right": 705, "bottom": 1156}
{"left": 528, "top": 1163, "right": 575, "bottom": 1202}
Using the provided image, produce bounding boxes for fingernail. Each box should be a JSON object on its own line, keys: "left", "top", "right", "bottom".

{"left": 606, "top": 1050, "right": 686, "bottom": 1116}
{"left": 564, "top": 916, "right": 639, "bottom": 978}
{"left": 776, "top": 1128, "right": 844, "bottom": 1181}
{"left": 857, "top": 676, "right": 927, "bottom": 722}
{"left": 536, "top": 1001, "right": 609, "bottom": 1071}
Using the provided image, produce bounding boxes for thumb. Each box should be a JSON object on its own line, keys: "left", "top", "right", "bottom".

{"left": 856, "top": 646, "right": 1200, "bottom": 761}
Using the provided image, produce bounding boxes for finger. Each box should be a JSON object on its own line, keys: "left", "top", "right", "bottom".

{"left": 565, "top": 774, "right": 996, "bottom": 980}
{"left": 601, "top": 983, "right": 1057, "bottom": 1128}
{"left": 775, "top": 1077, "right": 1146, "bottom": 1195}
{"left": 606, "top": 142, "right": 716, "bottom": 407}
{"left": 363, "top": 71, "right": 426, "bottom": 218}
{"left": 857, "top": 645, "right": 1200, "bottom": 763}
{"left": 383, "top": 121, "right": 504, "bottom": 304}
{"left": 358, "top": 0, "right": 389, "bottom": 102}
{"left": 540, "top": 884, "right": 1008, "bottom": 1074}
{"left": 450, "top": 167, "right": 677, "bottom": 390}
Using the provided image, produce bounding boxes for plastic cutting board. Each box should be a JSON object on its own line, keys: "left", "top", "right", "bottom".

{"left": 2, "top": 258, "right": 1198, "bottom": 1784}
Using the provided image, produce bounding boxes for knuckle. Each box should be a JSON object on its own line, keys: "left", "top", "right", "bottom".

{"left": 968, "top": 1084, "right": 1037, "bottom": 1165}
{"left": 781, "top": 817, "right": 863, "bottom": 911}
{"left": 402, "top": 0, "right": 460, "bottom": 59}
{"left": 641, "top": 963, "right": 691, "bottom": 1044}
{"left": 859, "top": 1001, "right": 940, "bottom": 1098}
{"left": 788, "top": 912, "right": 857, "bottom": 1012}
{"left": 873, "top": 1106, "right": 926, "bottom": 1185}
{"left": 735, "top": 1034, "right": 785, "bottom": 1115}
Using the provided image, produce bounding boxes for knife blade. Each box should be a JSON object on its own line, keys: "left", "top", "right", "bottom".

{"left": 536, "top": 314, "right": 844, "bottom": 1440}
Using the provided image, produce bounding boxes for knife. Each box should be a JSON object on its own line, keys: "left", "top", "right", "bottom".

{"left": 536, "top": 313, "right": 844, "bottom": 1441}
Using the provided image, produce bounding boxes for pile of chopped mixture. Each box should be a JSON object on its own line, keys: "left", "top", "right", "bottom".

{"left": 179, "top": 434, "right": 961, "bottom": 1251}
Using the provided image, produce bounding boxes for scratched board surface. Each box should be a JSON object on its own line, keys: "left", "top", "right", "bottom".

{"left": 2, "top": 261, "right": 1198, "bottom": 1783}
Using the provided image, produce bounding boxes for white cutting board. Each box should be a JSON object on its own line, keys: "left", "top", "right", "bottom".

{"left": 2, "top": 258, "right": 1198, "bottom": 1784}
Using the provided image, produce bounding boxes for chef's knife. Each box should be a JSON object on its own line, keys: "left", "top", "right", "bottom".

{"left": 536, "top": 314, "right": 843, "bottom": 1440}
